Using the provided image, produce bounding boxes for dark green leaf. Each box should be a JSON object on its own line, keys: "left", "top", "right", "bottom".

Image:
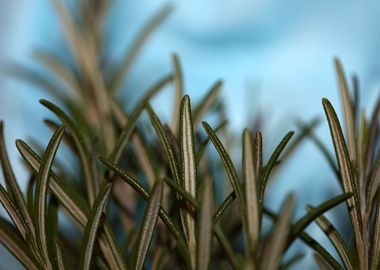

{"left": 131, "top": 179, "right": 163, "bottom": 270}
{"left": 79, "top": 183, "right": 112, "bottom": 270}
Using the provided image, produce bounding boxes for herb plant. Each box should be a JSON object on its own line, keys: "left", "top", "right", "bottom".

{"left": 0, "top": 0, "right": 377, "bottom": 269}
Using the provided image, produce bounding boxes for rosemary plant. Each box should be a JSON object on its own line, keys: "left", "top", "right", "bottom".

{"left": 303, "top": 59, "right": 380, "bottom": 270}
{"left": 0, "top": 0, "right": 365, "bottom": 269}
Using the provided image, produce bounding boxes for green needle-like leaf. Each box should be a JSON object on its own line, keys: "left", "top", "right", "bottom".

{"left": 0, "top": 122, "right": 35, "bottom": 240}
{"left": 131, "top": 179, "right": 163, "bottom": 270}
{"left": 34, "top": 125, "right": 65, "bottom": 268}
{"left": 171, "top": 54, "right": 184, "bottom": 133}
{"left": 109, "top": 74, "right": 173, "bottom": 164}
{"left": 179, "top": 95, "right": 197, "bottom": 268}
{"left": 145, "top": 104, "right": 181, "bottom": 184}
{"left": 307, "top": 206, "right": 353, "bottom": 270}
{"left": 16, "top": 140, "right": 126, "bottom": 270}
{"left": 109, "top": 4, "right": 173, "bottom": 93}
{"left": 100, "top": 158, "right": 190, "bottom": 267}
{"left": 202, "top": 121, "right": 248, "bottom": 234}
{"left": 288, "top": 192, "right": 352, "bottom": 245}
{"left": 243, "top": 129, "right": 259, "bottom": 255}
{"left": 0, "top": 218, "right": 40, "bottom": 270}
{"left": 197, "top": 178, "right": 213, "bottom": 270}
{"left": 334, "top": 58, "right": 357, "bottom": 160}
{"left": 262, "top": 194, "right": 294, "bottom": 270}
{"left": 40, "top": 99, "right": 95, "bottom": 205}
{"left": 322, "top": 98, "right": 365, "bottom": 265}
{"left": 79, "top": 183, "right": 112, "bottom": 270}
{"left": 264, "top": 207, "right": 344, "bottom": 270}
{"left": 193, "top": 80, "right": 222, "bottom": 127}
{"left": 259, "top": 131, "right": 294, "bottom": 205}
{"left": 370, "top": 195, "right": 380, "bottom": 270}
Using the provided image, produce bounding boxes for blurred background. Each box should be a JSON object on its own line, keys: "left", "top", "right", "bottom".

{"left": 1, "top": 0, "right": 380, "bottom": 268}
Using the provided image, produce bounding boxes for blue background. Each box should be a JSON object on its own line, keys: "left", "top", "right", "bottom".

{"left": 1, "top": 0, "right": 380, "bottom": 268}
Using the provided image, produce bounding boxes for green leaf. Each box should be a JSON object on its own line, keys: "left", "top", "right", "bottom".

{"left": 195, "top": 119, "right": 228, "bottom": 166}
{"left": 314, "top": 253, "right": 331, "bottom": 270}
{"left": 213, "top": 225, "right": 240, "bottom": 270}
{"left": 109, "top": 4, "right": 173, "bottom": 93}
{"left": 322, "top": 98, "right": 365, "bottom": 263}
{"left": 202, "top": 121, "right": 247, "bottom": 233}
{"left": 259, "top": 131, "right": 294, "bottom": 205}
{"left": 100, "top": 157, "right": 190, "bottom": 267}
{"left": 171, "top": 54, "right": 184, "bottom": 133}
{"left": 33, "top": 50, "right": 81, "bottom": 98}
{"left": 164, "top": 177, "right": 199, "bottom": 209}
{"left": 296, "top": 120, "right": 340, "bottom": 181}
{"left": 288, "top": 192, "right": 352, "bottom": 245}
{"left": 39, "top": 99, "right": 95, "bottom": 205}
{"left": 370, "top": 195, "right": 380, "bottom": 270}
{"left": 145, "top": 104, "right": 181, "bottom": 184}
{"left": 197, "top": 178, "right": 214, "bottom": 270}
{"left": 193, "top": 80, "right": 222, "bottom": 127}
{"left": 365, "top": 95, "right": 380, "bottom": 179}
{"left": 0, "top": 217, "right": 40, "bottom": 270}
{"left": 15, "top": 140, "right": 126, "bottom": 270}
{"left": 282, "top": 117, "right": 320, "bottom": 161}
{"left": 179, "top": 95, "right": 197, "bottom": 268}
{"left": 0, "top": 122, "right": 35, "bottom": 240}
{"left": 262, "top": 194, "right": 294, "bottom": 270}
{"left": 264, "top": 207, "right": 343, "bottom": 270}
{"left": 16, "top": 139, "right": 90, "bottom": 226}
{"left": 243, "top": 129, "right": 259, "bottom": 254}
{"left": 366, "top": 156, "right": 380, "bottom": 211}
{"left": 131, "top": 179, "right": 163, "bottom": 270}
{"left": 109, "top": 74, "right": 173, "bottom": 165}
{"left": 213, "top": 191, "right": 236, "bottom": 224}
{"left": 34, "top": 124, "right": 65, "bottom": 268}
{"left": 79, "top": 183, "right": 112, "bottom": 270}
{"left": 0, "top": 184, "right": 27, "bottom": 239}
{"left": 254, "top": 131, "right": 263, "bottom": 188}
{"left": 307, "top": 206, "right": 353, "bottom": 270}
{"left": 334, "top": 58, "right": 357, "bottom": 160}
{"left": 55, "top": 242, "right": 66, "bottom": 270}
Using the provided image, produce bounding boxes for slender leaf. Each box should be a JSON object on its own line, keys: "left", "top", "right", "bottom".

{"left": 39, "top": 99, "right": 95, "bottom": 205}
{"left": 131, "top": 179, "right": 163, "bottom": 270}
{"left": 262, "top": 194, "right": 294, "bottom": 270}
{"left": 0, "top": 122, "right": 35, "bottom": 238}
{"left": 213, "top": 191, "right": 236, "bottom": 224}
{"left": 193, "top": 80, "right": 222, "bottom": 126}
{"left": 370, "top": 194, "right": 380, "bottom": 270}
{"left": 79, "top": 183, "right": 112, "bottom": 270}
{"left": 264, "top": 207, "right": 343, "bottom": 270}
{"left": 243, "top": 129, "right": 259, "bottom": 254}
{"left": 171, "top": 54, "right": 184, "bottom": 133}
{"left": 314, "top": 253, "right": 331, "bottom": 270}
{"left": 109, "top": 73, "right": 173, "bottom": 164}
{"left": 197, "top": 179, "right": 213, "bottom": 270}
{"left": 0, "top": 218, "right": 39, "bottom": 270}
{"left": 179, "top": 95, "right": 197, "bottom": 268}
{"left": 322, "top": 98, "right": 365, "bottom": 264}
{"left": 16, "top": 140, "right": 126, "bottom": 270}
{"left": 288, "top": 192, "right": 352, "bottom": 245}
{"left": 145, "top": 104, "right": 181, "bottom": 184}
{"left": 202, "top": 121, "right": 247, "bottom": 232}
{"left": 100, "top": 158, "right": 190, "bottom": 267}
{"left": 254, "top": 131, "right": 263, "bottom": 188}
{"left": 307, "top": 206, "right": 353, "bottom": 270}
{"left": 334, "top": 58, "right": 357, "bottom": 160}
{"left": 259, "top": 131, "right": 294, "bottom": 205}
{"left": 34, "top": 125, "right": 65, "bottom": 268}
{"left": 109, "top": 4, "right": 173, "bottom": 93}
